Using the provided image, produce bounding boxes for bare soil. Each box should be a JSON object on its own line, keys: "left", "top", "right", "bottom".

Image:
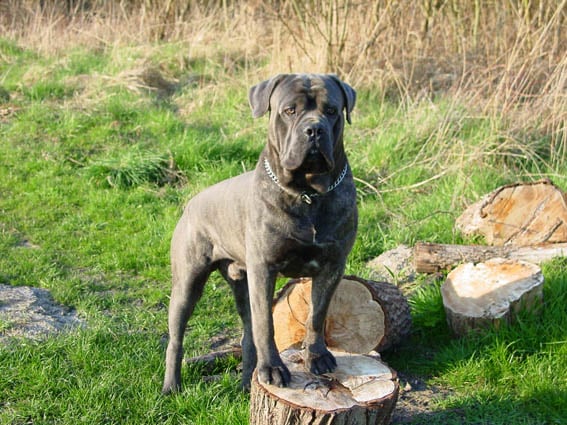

{"left": 0, "top": 284, "right": 83, "bottom": 342}
{"left": 391, "top": 372, "right": 455, "bottom": 424}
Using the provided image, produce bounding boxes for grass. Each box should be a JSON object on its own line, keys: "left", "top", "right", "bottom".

{"left": 1, "top": 2, "right": 566, "bottom": 423}
{"left": 388, "top": 260, "right": 567, "bottom": 424}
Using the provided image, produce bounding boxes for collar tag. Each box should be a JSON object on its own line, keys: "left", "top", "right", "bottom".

{"left": 301, "top": 192, "right": 313, "bottom": 204}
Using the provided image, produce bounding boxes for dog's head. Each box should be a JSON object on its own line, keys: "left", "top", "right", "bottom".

{"left": 249, "top": 74, "right": 356, "bottom": 193}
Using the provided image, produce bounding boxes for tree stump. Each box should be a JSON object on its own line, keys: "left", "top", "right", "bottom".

{"left": 272, "top": 276, "right": 411, "bottom": 354}
{"left": 249, "top": 349, "right": 399, "bottom": 425}
{"left": 441, "top": 258, "right": 544, "bottom": 336}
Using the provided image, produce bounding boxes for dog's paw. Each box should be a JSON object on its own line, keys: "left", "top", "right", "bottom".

{"left": 240, "top": 369, "right": 254, "bottom": 392}
{"left": 162, "top": 381, "right": 181, "bottom": 395}
{"left": 257, "top": 361, "right": 291, "bottom": 387}
{"left": 305, "top": 347, "right": 337, "bottom": 375}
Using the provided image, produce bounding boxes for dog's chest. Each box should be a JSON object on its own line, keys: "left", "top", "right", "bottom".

{"left": 289, "top": 203, "right": 340, "bottom": 243}
{"left": 275, "top": 209, "right": 343, "bottom": 277}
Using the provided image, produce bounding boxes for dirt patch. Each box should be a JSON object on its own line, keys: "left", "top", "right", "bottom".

{"left": 0, "top": 284, "right": 84, "bottom": 342}
{"left": 391, "top": 372, "right": 455, "bottom": 424}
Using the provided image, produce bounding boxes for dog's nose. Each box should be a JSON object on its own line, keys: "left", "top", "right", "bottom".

{"left": 303, "top": 123, "right": 325, "bottom": 140}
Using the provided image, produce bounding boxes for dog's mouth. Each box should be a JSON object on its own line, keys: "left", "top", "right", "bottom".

{"left": 298, "top": 148, "right": 331, "bottom": 175}
{"left": 278, "top": 145, "right": 336, "bottom": 194}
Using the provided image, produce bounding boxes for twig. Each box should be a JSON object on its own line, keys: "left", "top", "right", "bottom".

{"left": 353, "top": 176, "right": 381, "bottom": 197}
{"left": 185, "top": 346, "right": 242, "bottom": 366}
{"left": 379, "top": 168, "right": 450, "bottom": 194}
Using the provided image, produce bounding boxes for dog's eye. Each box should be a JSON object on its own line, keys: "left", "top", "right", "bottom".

{"left": 283, "top": 107, "right": 296, "bottom": 116}
{"left": 325, "top": 106, "right": 338, "bottom": 116}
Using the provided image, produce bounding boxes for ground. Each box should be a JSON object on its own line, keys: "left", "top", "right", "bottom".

{"left": 0, "top": 276, "right": 445, "bottom": 423}
{"left": 0, "top": 284, "right": 83, "bottom": 341}
{"left": 391, "top": 372, "right": 454, "bottom": 424}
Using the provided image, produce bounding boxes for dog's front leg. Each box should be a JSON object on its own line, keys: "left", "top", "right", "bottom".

{"left": 247, "top": 264, "right": 291, "bottom": 387}
{"left": 303, "top": 266, "right": 344, "bottom": 375}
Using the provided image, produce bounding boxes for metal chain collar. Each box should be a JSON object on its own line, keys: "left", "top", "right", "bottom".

{"left": 263, "top": 158, "right": 349, "bottom": 205}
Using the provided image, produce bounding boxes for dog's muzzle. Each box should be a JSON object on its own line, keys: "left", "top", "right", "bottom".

{"left": 296, "top": 121, "right": 334, "bottom": 173}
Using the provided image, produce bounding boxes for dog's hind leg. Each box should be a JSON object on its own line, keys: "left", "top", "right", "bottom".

{"left": 162, "top": 236, "right": 212, "bottom": 394}
{"left": 220, "top": 261, "right": 256, "bottom": 390}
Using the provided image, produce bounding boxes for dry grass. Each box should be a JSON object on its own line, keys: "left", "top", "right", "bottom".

{"left": 1, "top": 0, "right": 565, "bottom": 158}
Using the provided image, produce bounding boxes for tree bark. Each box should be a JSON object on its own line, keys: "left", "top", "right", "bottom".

{"left": 249, "top": 349, "right": 399, "bottom": 425}
{"left": 414, "top": 241, "right": 567, "bottom": 273}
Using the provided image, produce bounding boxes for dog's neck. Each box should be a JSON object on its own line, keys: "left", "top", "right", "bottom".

{"left": 262, "top": 157, "right": 349, "bottom": 205}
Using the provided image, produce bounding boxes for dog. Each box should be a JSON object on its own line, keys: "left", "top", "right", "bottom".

{"left": 162, "top": 73, "right": 357, "bottom": 394}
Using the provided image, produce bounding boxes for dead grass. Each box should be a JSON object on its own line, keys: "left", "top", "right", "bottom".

{"left": 1, "top": 0, "right": 565, "bottom": 157}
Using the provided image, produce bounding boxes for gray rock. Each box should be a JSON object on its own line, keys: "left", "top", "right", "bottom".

{"left": 366, "top": 245, "right": 416, "bottom": 285}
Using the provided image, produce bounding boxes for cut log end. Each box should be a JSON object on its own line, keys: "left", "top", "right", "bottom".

{"left": 273, "top": 276, "right": 412, "bottom": 354}
{"left": 455, "top": 180, "right": 567, "bottom": 246}
{"left": 249, "top": 349, "right": 399, "bottom": 425}
{"left": 441, "top": 258, "right": 544, "bottom": 336}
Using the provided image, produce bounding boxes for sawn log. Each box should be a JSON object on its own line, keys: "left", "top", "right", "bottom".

{"left": 414, "top": 242, "right": 567, "bottom": 273}
{"left": 249, "top": 349, "right": 399, "bottom": 425}
{"left": 272, "top": 276, "right": 412, "bottom": 354}
{"left": 441, "top": 258, "right": 544, "bottom": 336}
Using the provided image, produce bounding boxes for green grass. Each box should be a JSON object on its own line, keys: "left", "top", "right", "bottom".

{"left": 1, "top": 39, "right": 566, "bottom": 424}
{"left": 384, "top": 260, "right": 567, "bottom": 424}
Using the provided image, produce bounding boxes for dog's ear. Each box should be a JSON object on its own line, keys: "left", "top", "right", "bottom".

{"left": 330, "top": 75, "right": 356, "bottom": 124}
{"left": 248, "top": 74, "right": 286, "bottom": 118}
